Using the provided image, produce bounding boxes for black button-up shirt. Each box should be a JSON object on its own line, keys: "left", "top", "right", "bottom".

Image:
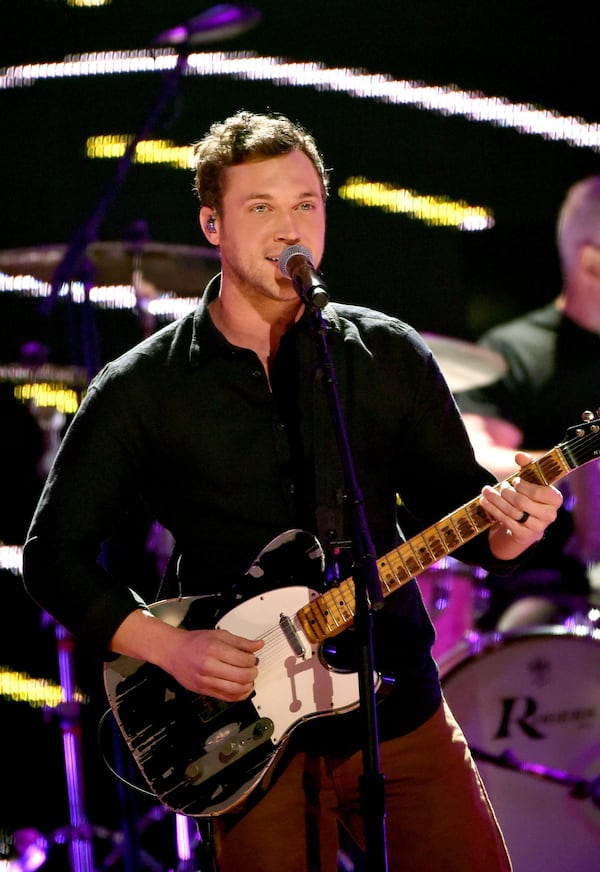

{"left": 24, "top": 275, "right": 515, "bottom": 739}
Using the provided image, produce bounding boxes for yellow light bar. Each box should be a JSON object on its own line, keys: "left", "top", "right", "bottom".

{"left": 14, "top": 383, "right": 81, "bottom": 414}
{"left": 338, "top": 177, "right": 495, "bottom": 230}
{"left": 86, "top": 135, "right": 194, "bottom": 169}
{"left": 0, "top": 666, "right": 85, "bottom": 709}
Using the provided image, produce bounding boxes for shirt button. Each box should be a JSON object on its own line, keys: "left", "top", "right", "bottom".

{"left": 276, "top": 422, "right": 286, "bottom": 431}
{"left": 252, "top": 370, "right": 262, "bottom": 378}
{"left": 289, "top": 483, "right": 296, "bottom": 494}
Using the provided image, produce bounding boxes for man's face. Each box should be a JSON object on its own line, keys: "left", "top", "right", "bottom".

{"left": 201, "top": 149, "right": 326, "bottom": 305}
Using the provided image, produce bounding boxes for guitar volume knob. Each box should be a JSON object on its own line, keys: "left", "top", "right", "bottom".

{"left": 219, "top": 741, "right": 239, "bottom": 761}
{"left": 185, "top": 761, "right": 204, "bottom": 783}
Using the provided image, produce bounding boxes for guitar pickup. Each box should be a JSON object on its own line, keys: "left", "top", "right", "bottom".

{"left": 184, "top": 717, "right": 274, "bottom": 786}
{"left": 279, "top": 613, "right": 306, "bottom": 658}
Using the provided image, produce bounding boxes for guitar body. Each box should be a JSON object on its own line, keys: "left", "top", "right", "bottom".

{"left": 104, "top": 530, "right": 376, "bottom": 818}
{"left": 104, "top": 412, "right": 600, "bottom": 818}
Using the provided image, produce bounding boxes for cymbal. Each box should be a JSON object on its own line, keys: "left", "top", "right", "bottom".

{"left": 421, "top": 332, "right": 506, "bottom": 392}
{"left": 0, "top": 241, "right": 221, "bottom": 296}
{"left": 0, "top": 362, "right": 88, "bottom": 387}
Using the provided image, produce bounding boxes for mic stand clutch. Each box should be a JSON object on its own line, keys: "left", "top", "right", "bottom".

{"left": 307, "top": 302, "right": 388, "bottom": 872}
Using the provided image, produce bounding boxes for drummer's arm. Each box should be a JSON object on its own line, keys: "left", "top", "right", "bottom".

{"left": 461, "top": 412, "right": 545, "bottom": 481}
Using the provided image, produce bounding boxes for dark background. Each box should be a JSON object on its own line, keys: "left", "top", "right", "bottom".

{"left": 2, "top": 0, "right": 599, "bottom": 351}
{"left": 1, "top": 1, "right": 599, "bottom": 868}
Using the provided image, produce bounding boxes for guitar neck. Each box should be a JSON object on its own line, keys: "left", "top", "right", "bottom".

{"left": 297, "top": 444, "right": 574, "bottom": 645}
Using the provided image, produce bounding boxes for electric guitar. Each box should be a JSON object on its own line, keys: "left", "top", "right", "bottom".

{"left": 104, "top": 411, "right": 600, "bottom": 818}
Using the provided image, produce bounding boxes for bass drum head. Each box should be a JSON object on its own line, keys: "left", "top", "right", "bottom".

{"left": 441, "top": 626, "right": 600, "bottom": 872}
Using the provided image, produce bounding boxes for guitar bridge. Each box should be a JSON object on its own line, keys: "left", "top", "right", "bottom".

{"left": 279, "top": 613, "right": 306, "bottom": 658}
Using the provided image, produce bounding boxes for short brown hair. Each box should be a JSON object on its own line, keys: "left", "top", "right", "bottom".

{"left": 192, "top": 109, "right": 330, "bottom": 210}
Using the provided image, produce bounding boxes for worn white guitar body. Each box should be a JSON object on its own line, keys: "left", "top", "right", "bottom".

{"left": 105, "top": 413, "right": 600, "bottom": 818}
{"left": 217, "top": 585, "right": 365, "bottom": 741}
{"left": 105, "top": 530, "right": 376, "bottom": 819}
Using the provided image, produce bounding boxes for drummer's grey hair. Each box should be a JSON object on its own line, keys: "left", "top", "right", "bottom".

{"left": 556, "top": 175, "right": 600, "bottom": 283}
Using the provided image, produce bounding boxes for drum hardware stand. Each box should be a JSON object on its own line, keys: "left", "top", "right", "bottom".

{"left": 43, "top": 614, "right": 177, "bottom": 871}
{"left": 46, "top": 615, "right": 96, "bottom": 872}
{"left": 471, "top": 746, "right": 600, "bottom": 805}
{"left": 95, "top": 805, "right": 186, "bottom": 871}
{"left": 173, "top": 815, "right": 214, "bottom": 872}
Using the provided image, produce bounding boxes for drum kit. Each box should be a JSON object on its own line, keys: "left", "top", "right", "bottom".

{"left": 2, "top": 245, "right": 600, "bottom": 871}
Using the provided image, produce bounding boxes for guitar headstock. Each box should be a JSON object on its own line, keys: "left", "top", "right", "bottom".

{"left": 562, "top": 409, "right": 600, "bottom": 471}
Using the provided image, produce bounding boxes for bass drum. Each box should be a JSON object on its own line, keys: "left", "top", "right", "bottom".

{"left": 441, "top": 626, "right": 600, "bottom": 872}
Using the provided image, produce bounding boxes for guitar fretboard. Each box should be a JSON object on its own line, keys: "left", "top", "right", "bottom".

{"left": 297, "top": 445, "right": 572, "bottom": 644}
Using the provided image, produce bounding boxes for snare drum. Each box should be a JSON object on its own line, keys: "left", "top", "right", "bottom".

{"left": 441, "top": 626, "right": 600, "bottom": 872}
{"left": 417, "top": 557, "right": 487, "bottom": 662}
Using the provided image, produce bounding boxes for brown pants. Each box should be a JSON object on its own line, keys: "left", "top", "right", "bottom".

{"left": 212, "top": 700, "right": 512, "bottom": 871}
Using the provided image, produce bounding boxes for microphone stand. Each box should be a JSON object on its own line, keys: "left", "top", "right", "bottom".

{"left": 305, "top": 295, "right": 388, "bottom": 872}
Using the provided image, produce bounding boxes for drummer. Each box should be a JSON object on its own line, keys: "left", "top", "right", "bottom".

{"left": 456, "top": 175, "right": 600, "bottom": 631}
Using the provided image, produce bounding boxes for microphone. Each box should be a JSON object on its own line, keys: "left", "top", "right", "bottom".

{"left": 279, "top": 245, "right": 329, "bottom": 309}
{"left": 151, "top": 4, "right": 262, "bottom": 48}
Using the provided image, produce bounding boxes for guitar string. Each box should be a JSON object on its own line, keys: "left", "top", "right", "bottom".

{"left": 230, "top": 429, "right": 600, "bottom": 679}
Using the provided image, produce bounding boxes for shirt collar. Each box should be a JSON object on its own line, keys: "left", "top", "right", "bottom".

{"left": 189, "top": 273, "right": 228, "bottom": 367}
{"left": 188, "top": 273, "right": 343, "bottom": 369}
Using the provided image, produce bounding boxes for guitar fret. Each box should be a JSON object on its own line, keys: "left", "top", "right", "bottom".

{"left": 449, "top": 515, "right": 466, "bottom": 544}
{"left": 520, "top": 462, "right": 549, "bottom": 486}
{"left": 298, "top": 601, "right": 331, "bottom": 642}
{"left": 320, "top": 587, "right": 354, "bottom": 628}
{"left": 397, "top": 541, "right": 423, "bottom": 576}
{"left": 337, "top": 580, "right": 356, "bottom": 618}
{"left": 377, "top": 567, "right": 392, "bottom": 594}
{"left": 378, "top": 552, "right": 406, "bottom": 592}
{"left": 464, "top": 500, "right": 491, "bottom": 533}
{"left": 407, "top": 535, "right": 437, "bottom": 571}
{"left": 318, "top": 590, "right": 343, "bottom": 630}
{"left": 454, "top": 509, "right": 477, "bottom": 541}
{"left": 376, "top": 557, "right": 392, "bottom": 593}
{"left": 421, "top": 529, "right": 448, "bottom": 561}
{"left": 430, "top": 524, "right": 453, "bottom": 555}
{"left": 389, "top": 548, "right": 412, "bottom": 583}
{"left": 534, "top": 453, "right": 567, "bottom": 485}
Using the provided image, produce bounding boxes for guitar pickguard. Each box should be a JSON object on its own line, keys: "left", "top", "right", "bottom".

{"left": 105, "top": 531, "right": 372, "bottom": 817}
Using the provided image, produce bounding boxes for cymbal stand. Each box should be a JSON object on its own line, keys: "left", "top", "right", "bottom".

{"left": 174, "top": 814, "right": 199, "bottom": 871}
{"left": 50, "top": 618, "right": 143, "bottom": 871}
{"left": 51, "top": 617, "right": 96, "bottom": 872}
